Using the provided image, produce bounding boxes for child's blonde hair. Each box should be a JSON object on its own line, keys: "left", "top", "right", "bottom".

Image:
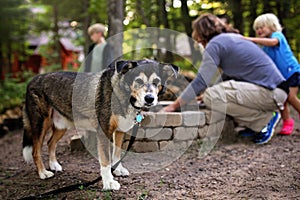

{"left": 88, "top": 23, "right": 106, "bottom": 36}
{"left": 253, "top": 13, "right": 282, "bottom": 32}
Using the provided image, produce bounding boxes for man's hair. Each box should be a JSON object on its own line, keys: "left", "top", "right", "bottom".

{"left": 253, "top": 13, "right": 282, "bottom": 32}
{"left": 192, "top": 13, "right": 239, "bottom": 44}
{"left": 88, "top": 23, "right": 106, "bottom": 36}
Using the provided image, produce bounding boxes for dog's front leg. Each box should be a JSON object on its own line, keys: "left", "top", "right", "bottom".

{"left": 112, "top": 131, "right": 129, "bottom": 176}
{"left": 97, "top": 134, "right": 120, "bottom": 191}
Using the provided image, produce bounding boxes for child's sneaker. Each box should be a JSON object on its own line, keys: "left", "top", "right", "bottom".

{"left": 279, "top": 118, "right": 294, "bottom": 135}
{"left": 254, "top": 112, "right": 281, "bottom": 144}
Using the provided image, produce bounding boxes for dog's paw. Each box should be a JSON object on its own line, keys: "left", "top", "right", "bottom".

{"left": 49, "top": 161, "right": 62, "bottom": 172}
{"left": 102, "top": 179, "right": 121, "bottom": 191}
{"left": 113, "top": 165, "right": 130, "bottom": 176}
{"left": 101, "top": 165, "right": 121, "bottom": 190}
{"left": 39, "top": 169, "right": 54, "bottom": 179}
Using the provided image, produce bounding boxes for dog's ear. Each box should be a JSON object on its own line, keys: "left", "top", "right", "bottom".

{"left": 161, "top": 63, "right": 179, "bottom": 80}
{"left": 158, "top": 63, "right": 179, "bottom": 95}
{"left": 170, "top": 64, "right": 179, "bottom": 78}
{"left": 115, "top": 60, "right": 138, "bottom": 74}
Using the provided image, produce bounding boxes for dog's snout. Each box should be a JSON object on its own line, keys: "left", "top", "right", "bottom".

{"left": 144, "top": 94, "right": 155, "bottom": 104}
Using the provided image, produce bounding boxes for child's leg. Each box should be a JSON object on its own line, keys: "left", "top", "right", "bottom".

{"left": 279, "top": 87, "right": 299, "bottom": 135}
{"left": 279, "top": 102, "right": 294, "bottom": 135}
{"left": 281, "top": 101, "right": 291, "bottom": 120}
{"left": 288, "top": 86, "right": 300, "bottom": 114}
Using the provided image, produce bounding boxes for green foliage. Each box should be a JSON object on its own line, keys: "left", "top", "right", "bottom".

{"left": 173, "top": 56, "right": 198, "bottom": 72}
{"left": 1, "top": 0, "right": 300, "bottom": 78}
{"left": 0, "top": 71, "right": 34, "bottom": 113}
{"left": 89, "top": 0, "right": 108, "bottom": 23}
{"left": 0, "top": 0, "right": 30, "bottom": 53}
{"left": 38, "top": 43, "right": 59, "bottom": 64}
{"left": 26, "top": 4, "right": 52, "bottom": 34}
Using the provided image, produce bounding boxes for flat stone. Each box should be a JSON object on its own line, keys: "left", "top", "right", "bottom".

{"left": 182, "top": 111, "right": 206, "bottom": 127}
{"left": 145, "top": 128, "right": 173, "bottom": 141}
{"left": 132, "top": 141, "right": 159, "bottom": 153}
{"left": 173, "top": 127, "right": 198, "bottom": 140}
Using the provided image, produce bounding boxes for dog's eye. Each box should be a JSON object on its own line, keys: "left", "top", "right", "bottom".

{"left": 152, "top": 78, "right": 161, "bottom": 86}
{"left": 135, "top": 78, "right": 144, "bottom": 86}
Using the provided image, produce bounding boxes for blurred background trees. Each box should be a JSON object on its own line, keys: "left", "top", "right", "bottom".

{"left": 1, "top": 0, "right": 299, "bottom": 77}
{"left": 0, "top": 0, "right": 299, "bottom": 110}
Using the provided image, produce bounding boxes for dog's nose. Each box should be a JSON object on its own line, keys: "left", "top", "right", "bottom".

{"left": 144, "top": 94, "right": 155, "bottom": 104}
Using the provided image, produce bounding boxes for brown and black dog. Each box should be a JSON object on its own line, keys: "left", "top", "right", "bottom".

{"left": 22, "top": 59, "right": 178, "bottom": 190}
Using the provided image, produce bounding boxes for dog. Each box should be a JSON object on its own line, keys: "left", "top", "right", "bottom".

{"left": 22, "top": 59, "right": 179, "bottom": 190}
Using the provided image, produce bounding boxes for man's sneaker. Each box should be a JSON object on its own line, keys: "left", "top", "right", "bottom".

{"left": 253, "top": 112, "right": 281, "bottom": 144}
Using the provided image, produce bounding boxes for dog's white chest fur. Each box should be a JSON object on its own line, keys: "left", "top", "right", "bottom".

{"left": 116, "top": 112, "right": 136, "bottom": 132}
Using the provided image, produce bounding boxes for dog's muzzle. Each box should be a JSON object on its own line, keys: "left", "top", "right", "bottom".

{"left": 130, "top": 94, "right": 155, "bottom": 111}
{"left": 144, "top": 94, "right": 155, "bottom": 105}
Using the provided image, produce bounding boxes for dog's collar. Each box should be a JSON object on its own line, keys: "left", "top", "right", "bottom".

{"left": 130, "top": 97, "right": 150, "bottom": 112}
{"left": 131, "top": 104, "right": 150, "bottom": 112}
{"left": 130, "top": 97, "right": 148, "bottom": 126}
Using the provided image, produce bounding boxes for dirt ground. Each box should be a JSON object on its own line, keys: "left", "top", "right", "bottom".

{"left": 1, "top": 111, "right": 300, "bottom": 200}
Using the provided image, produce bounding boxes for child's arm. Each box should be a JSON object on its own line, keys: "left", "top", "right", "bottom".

{"left": 243, "top": 36, "right": 279, "bottom": 47}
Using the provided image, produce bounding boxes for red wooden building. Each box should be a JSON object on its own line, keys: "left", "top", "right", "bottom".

{"left": 23, "top": 33, "right": 83, "bottom": 74}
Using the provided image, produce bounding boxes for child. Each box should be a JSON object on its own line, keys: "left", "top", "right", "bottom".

{"left": 85, "top": 23, "right": 114, "bottom": 72}
{"left": 244, "top": 13, "right": 300, "bottom": 135}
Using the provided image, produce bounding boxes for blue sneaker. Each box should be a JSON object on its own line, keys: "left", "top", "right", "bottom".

{"left": 254, "top": 112, "right": 281, "bottom": 144}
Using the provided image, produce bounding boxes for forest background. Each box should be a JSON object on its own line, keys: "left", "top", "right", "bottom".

{"left": 0, "top": 0, "right": 299, "bottom": 112}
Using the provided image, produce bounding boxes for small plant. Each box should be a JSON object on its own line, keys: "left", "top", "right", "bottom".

{"left": 137, "top": 190, "right": 148, "bottom": 200}
{"left": 159, "top": 178, "right": 165, "bottom": 187}
{"left": 78, "top": 185, "right": 84, "bottom": 190}
{"left": 103, "top": 190, "right": 112, "bottom": 200}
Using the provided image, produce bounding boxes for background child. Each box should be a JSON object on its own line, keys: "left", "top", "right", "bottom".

{"left": 244, "top": 13, "right": 300, "bottom": 135}
{"left": 85, "top": 23, "right": 114, "bottom": 72}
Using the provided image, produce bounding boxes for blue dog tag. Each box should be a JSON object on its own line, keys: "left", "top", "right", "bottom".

{"left": 136, "top": 114, "right": 143, "bottom": 123}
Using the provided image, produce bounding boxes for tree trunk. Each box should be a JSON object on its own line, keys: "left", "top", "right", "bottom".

{"left": 136, "top": 0, "right": 150, "bottom": 26}
{"left": 262, "top": 0, "right": 272, "bottom": 13}
{"left": 180, "top": 0, "right": 192, "bottom": 37}
{"left": 107, "top": 0, "right": 124, "bottom": 59}
{"left": 229, "top": 0, "right": 244, "bottom": 34}
{"left": 0, "top": 42, "right": 4, "bottom": 80}
{"left": 157, "top": 0, "right": 173, "bottom": 63}
{"left": 53, "top": 3, "right": 61, "bottom": 66}
{"left": 248, "top": 0, "right": 258, "bottom": 36}
{"left": 180, "top": 0, "right": 201, "bottom": 65}
{"left": 82, "top": 0, "right": 91, "bottom": 56}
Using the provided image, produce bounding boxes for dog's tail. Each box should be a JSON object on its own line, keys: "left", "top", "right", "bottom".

{"left": 22, "top": 106, "right": 33, "bottom": 163}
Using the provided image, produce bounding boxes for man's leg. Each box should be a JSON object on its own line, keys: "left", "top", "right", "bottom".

{"left": 203, "top": 80, "right": 286, "bottom": 132}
